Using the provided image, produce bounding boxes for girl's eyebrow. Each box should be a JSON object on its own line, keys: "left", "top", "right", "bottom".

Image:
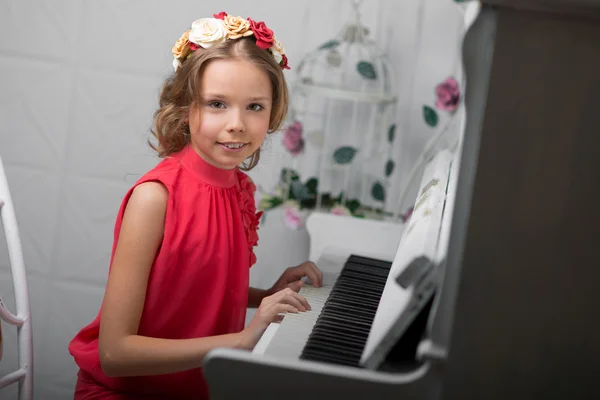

{"left": 202, "top": 93, "right": 227, "bottom": 99}
{"left": 202, "top": 93, "right": 270, "bottom": 102}
{"left": 248, "top": 96, "right": 271, "bottom": 102}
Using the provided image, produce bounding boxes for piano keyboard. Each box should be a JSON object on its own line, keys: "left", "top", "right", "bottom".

{"left": 300, "top": 255, "right": 392, "bottom": 367}
{"left": 262, "top": 255, "right": 392, "bottom": 368}
{"left": 262, "top": 284, "right": 333, "bottom": 360}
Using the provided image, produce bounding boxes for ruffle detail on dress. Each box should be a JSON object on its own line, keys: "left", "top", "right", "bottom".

{"left": 236, "top": 171, "right": 263, "bottom": 267}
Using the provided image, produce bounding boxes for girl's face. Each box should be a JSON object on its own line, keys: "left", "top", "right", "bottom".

{"left": 188, "top": 58, "right": 272, "bottom": 170}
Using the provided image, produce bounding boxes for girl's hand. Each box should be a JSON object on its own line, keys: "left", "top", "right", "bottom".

{"left": 239, "top": 288, "right": 311, "bottom": 349}
{"left": 268, "top": 261, "right": 323, "bottom": 294}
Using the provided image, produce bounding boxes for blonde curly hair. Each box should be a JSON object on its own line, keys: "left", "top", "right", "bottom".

{"left": 149, "top": 36, "right": 289, "bottom": 171}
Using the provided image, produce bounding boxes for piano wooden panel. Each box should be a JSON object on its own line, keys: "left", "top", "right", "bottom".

{"left": 440, "top": 2, "right": 600, "bottom": 399}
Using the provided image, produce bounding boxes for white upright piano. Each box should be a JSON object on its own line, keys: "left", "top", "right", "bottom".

{"left": 204, "top": 1, "right": 600, "bottom": 398}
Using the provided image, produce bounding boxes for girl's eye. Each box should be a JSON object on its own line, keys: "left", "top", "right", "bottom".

{"left": 209, "top": 101, "right": 226, "bottom": 109}
{"left": 248, "top": 104, "right": 264, "bottom": 112}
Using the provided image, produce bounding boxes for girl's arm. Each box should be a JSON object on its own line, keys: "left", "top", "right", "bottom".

{"left": 247, "top": 287, "right": 269, "bottom": 308}
{"left": 98, "top": 182, "right": 308, "bottom": 378}
{"left": 98, "top": 182, "right": 245, "bottom": 377}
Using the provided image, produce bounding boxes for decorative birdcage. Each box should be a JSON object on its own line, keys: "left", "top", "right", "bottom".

{"left": 261, "top": 1, "right": 399, "bottom": 226}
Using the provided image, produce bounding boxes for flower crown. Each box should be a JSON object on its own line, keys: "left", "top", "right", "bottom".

{"left": 172, "top": 12, "right": 290, "bottom": 72}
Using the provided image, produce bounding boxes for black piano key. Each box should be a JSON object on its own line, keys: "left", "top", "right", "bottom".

{"left": 299, "top": 254, "right": 392, "bottom": 368}
{"left": 311, "top": 326, "right": 367, "bottom": 346}
{"left": 315, "top": 311, "right": 374, "bottom": 328}
{"left": 324, "top": 303, "right": 377, "bottom": 319}
{"left": 347, "top": 255, "right": 392, "bottom": 270}
{"left": 344, "top": 262, "right": 390, "bottom": 278}
{"left": 304, "top": 338, "right": 364, "bottom": 355}
{"left": 315, "top": 312, "right": 371, "bottom": 333}
{"left": 341, "top": 270, "right": 388, "bottom": 285}
{"left": 334, "top": 279, "right": 386, "bottom": 293}
{"left": 328, "top": 294, "right": 380, "bottom": 307}
{"left": 304, "top": 340, "right": 364, "bottom": 355}
{"left": 301, "top": 350, "right": 358, "bottom": 367}
{"left": 332, "top": 282, "right": 384, "bottom": 297}
{"left": 303, "top": 342, "right": 364, "bottom": 365}
{"left": 325, "top": 296, "right": 379, "bottom": 310}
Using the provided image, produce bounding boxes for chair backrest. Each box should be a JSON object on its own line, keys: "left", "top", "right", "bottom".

{"left": 0, "top": 156, "right": 33, "bottom": 400}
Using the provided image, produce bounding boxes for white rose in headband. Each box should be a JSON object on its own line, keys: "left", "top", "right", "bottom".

{"left": 270, "top": 37, "right": 285, "bottom": 65}
{"left": 189, "top": 18, "right": 227, "bottom": 49}
{"left": 171, "top": 11, "right": 290, "bottom": 72}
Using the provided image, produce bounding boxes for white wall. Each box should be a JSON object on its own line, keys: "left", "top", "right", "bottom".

{"left": 0, "top": 0, "right": 467, "bottom": 398}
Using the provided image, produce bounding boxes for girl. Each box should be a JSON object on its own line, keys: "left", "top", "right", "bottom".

{"left": 69, "top": 12, "right": 322, "bottom": 399}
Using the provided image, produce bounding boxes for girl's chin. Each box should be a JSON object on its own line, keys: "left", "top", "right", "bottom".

{"left": 213, "top": 150, "right": 254, "bottom": 169}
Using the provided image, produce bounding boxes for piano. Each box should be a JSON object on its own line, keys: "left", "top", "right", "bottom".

{"left": 204, "top": 1, "right": 600, "bottom": 399}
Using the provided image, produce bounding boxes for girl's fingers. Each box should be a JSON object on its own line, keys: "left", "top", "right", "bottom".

{"left": 281, "top": 293, "right": 306, "bottom": 311}
{"left": 277, "top": 288, "right": 310, "bottom": 311}
{"left": 263, "top": 287, "right": 311, "bottom": 311}
{"left": 306, "top": 262, "right": 323, "bottom": 287}
{"left": 275, "top": 303, "right": 299, "bottom": 315}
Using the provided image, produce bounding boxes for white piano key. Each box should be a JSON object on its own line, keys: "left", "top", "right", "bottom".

{"left": 264, "top": 281, "right": 334, "bottom": 359}
{"left": 251, "top": 322, "right": 280, "bottom": 355}
{"left": 251, "top": 252, "right": 349, "bottom": 357}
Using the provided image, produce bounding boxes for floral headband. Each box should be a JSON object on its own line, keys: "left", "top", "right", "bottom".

{"left": 172, "top": 11, "right": 290, "bottom": 72}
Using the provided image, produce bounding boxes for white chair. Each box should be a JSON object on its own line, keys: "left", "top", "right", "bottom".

{"left": 0, "top": 156, "right": 33, "bottom": 400}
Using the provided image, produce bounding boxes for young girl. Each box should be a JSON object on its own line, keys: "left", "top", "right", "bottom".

{"left": 69, "top": 12, "right": 322, "bottom": 399}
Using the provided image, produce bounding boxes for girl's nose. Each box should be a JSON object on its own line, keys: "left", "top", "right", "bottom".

{"left": 226, "top": 110, "right": 245, "bottom": 133}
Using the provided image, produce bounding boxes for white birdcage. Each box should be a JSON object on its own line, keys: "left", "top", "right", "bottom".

{"left": 281, "top": 0, "right": 398, "bottom": 219}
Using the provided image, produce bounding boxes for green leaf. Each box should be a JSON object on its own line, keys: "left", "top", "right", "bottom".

{"left": 319, "top": 40, "right": 340, "bottom": 49}
{"left": 333, "top": 146, "right": 358, "bottom": 164}
{"left": 357, "top": 61, "right": 377, "bottom": 80}
{"left": 305, "top": 177, "right": 318, "bottom": 195}
{"left": 272, "top": 197, "right": 283, "bottom": 208}
{"left": 423, "top": 105, "right": 439, "bottom": 127}
{"left": 291, "top": 181, "right": 310, "bottom": 201}
{"left": 385, "top": 160, "right": 395, "bottom": 177}
{"left": 300, "top": 197, "right": 316, "bottom": 209}
{"left": 371, "top": 182, "right": 386, "bottom": 202}
{"left": 388, "top": 124, "right": 396, "bottom": 143}
{"left": 321, "top": 193, "right": 333, "bottom": 207}
{"left": 261, "top": 196, "right": 283, "bottom": 211}
{"left": 287, "top": 185, "right": 296, "bottom": 201}
{"left": 346, "top": 199, "right": 361, "bottom": 213}
{"left": 280, "top": 168, "right": 299, "bottom": 183}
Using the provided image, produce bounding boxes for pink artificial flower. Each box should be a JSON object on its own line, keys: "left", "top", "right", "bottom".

{"left": 435, "top": 77, "right": 460, "bottom": 113}
{"left": 283, "top": 202, "right": 304, "bottom": 230}
{"left": 282, "top": 120, "right": 304, "bottom": 156}
{"left": 402, "top": 207, "right": 414, "bottom": 223}
{"left": 331, "top": 205, "right": 351, "bottom": 216}
{"left": 280, "top": 54, "right": 290, "bottom": 70}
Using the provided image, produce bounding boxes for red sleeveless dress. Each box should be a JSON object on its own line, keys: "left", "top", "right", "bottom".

{"left": 69, "top": 145, "right": 262, "bottom": 399}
